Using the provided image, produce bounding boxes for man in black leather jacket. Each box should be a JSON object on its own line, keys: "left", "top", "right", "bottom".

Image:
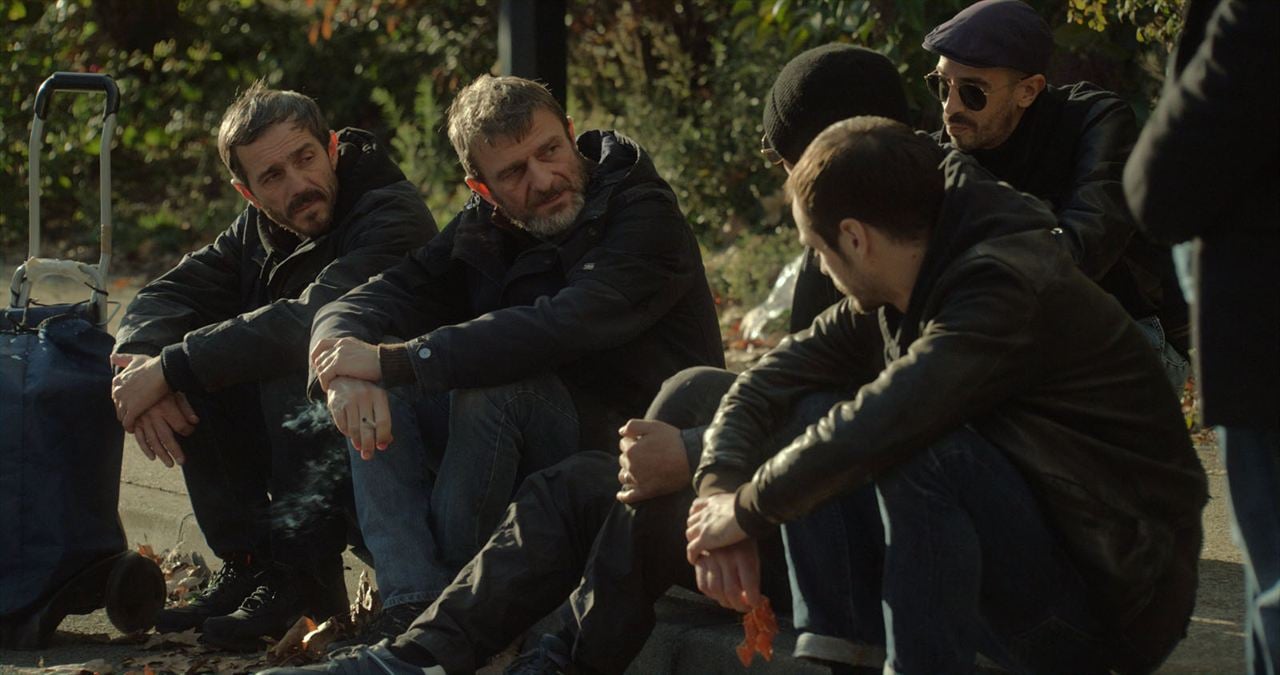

{"left": 687, "top": 117, "right": 1207, "bottom": 674}
{"left": 303, "top": 75, "right": 723, "bottom": 649}
{"left": 110, "top": 82, "right": 435, "bottom": 649}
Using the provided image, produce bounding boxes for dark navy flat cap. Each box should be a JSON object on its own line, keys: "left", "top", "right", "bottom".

{"left": 923, "top": 0, "right": 1053, "bottom": 75}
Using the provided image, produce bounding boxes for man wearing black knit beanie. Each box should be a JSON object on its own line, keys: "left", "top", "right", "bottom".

{"left": 265, "top": 45, "right": 911, "bottom": 675}
{"left": 763, "top": 43, "right": 910, "bottom": 333}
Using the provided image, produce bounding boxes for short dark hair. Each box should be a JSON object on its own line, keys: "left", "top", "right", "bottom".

{"left": 446, "top": 75, "right": 570, "bottom": 180}
{"left": 217, "top": 80, "right": 328, "bottom": 185}
{"left": 786, "top": 116, "right": 945, "bottom": 247}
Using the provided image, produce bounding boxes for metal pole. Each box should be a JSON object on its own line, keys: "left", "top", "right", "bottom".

{"left": 499, "top": 0, "right": 568, "bottom": 110}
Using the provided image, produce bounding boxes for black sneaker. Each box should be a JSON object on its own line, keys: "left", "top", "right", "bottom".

{"left": 154, "top": 557, "right": 263, "bottom": 634}
{"left": 327, "top": 601, "right": 428, "bottom": 653}
{"left": 504, "top": 633, "right": 572, "bottom": 675}
{"left": 201, "top": 568, "right": 308, "bottom": 652}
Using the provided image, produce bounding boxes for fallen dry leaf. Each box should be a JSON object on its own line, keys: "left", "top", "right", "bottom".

{"left": 42, "top": 658, "right": 114, "bottom": 674}
{"left": 736, "top": 596, "right": 778, "bottom": 667}
{"left": 141, "top": 627, "right": 201, "bottom": 649}
{"left": 136, "top": 544, "right": 158, "bottom": 563}
{"left": 351, "top": 569, "right": 380, "bottom": 630}
{"left": 271, "top": 615, "right": 318, "bottom": 660}
{"left": 302, "top": 616, "right": 346, "bottom": 654}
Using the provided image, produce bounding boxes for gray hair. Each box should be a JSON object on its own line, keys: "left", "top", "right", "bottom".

{"left": 218, "top": 79, "right": 328, "bottom": 185}
{"left": 446, "top": 75, "right": 569, "bottom": 180}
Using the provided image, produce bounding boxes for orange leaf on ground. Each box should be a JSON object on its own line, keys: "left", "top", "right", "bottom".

{"left": 271, "top": 616, "right": 318, "bottom": 660}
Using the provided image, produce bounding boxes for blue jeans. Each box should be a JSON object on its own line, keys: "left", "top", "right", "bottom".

{"left": 351, "top": 374, "right": 581, "bottom": 608}
{"left": 1135, "top": 315, "right": 1190, "bottom": 394}
{"left": 791, "top": 429, "right": 1111, "bottom": 673}
{"left": 1220, "top": 426, "right": 1280, "bottom": 675}
{"left": 782, "top": 392, "right": 887, "bottom": 663}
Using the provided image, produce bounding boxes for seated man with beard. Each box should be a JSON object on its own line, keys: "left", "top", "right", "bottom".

{"left": 305, "top": 74, "right": 724, "bottom": 646}
{"left": 687, "top": 117, "right": 1207, "bottom": 673}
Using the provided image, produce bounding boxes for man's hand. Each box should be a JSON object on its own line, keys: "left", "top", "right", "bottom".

{"left": 132, "top": 392, "right": 200, "bottom": 468}
{"left": 616, "top": 419, "right": 691, "bottom": 504}
{"left": 326, "top": 376, "right": 393, "bottom": 459}
{"left": 686, "top": 492, "right": 749, "bottom": 563}
{"left": 693, "top": 539, "right": 762, "bottom": 612}
{"left": 109, "top": 354, "right": 172, "bottom": 431}
{"left": 311, "top": 337, "right": 382, "bottom": 392}
{"left": 109, "top": 352, "right": 147, "bottom": 373}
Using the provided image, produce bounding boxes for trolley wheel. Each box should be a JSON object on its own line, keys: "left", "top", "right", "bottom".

{"left": 104, "top": 550, "right": 165, "bottom": 634}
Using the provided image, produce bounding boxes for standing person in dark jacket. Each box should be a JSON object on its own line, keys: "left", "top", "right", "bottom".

{"left": 304, "top": 75, "right": 723, "bottom": 648}
{"left": 1124, "top": 1, "right": 1280, "bottom": 671}
{"left": 109, "top": 82, "right": 435, "bottom": 650}
{"left": 687, "top": 116, "right": 1207, "bottom": 673}
{"left": 922, "top": 0, "right": 1190, "bottom": 391}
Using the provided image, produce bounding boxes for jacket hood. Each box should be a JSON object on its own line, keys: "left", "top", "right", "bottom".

{"left": 575, "top": 129, "right": 665, "bottom": 224}
{"left": 906, "top": 151, "right": 1058, "bottom": 317}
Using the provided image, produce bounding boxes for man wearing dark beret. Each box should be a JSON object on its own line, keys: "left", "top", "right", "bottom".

{"left": 923, "top": 0, "right": 1191, "bottom": 393}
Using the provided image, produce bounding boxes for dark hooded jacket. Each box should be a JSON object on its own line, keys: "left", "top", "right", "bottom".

{"left": 696, "top": 152, "right": 1207, "bottom": 672}
{"left": 942, "top": 82, "right": 1190, "bottom": 354}
{"left": 309, "top": 130, "right": 724, "bottom": 449}
{"left": 114, "top": 128, "right": 435, "bottom": 391}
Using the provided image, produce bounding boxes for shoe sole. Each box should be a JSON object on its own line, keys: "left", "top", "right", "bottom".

{"left": 0, "top": 550, "right": 165, "bottom": 649}
{"left": 105, "top": 550, "right": 166, "bottom": 634}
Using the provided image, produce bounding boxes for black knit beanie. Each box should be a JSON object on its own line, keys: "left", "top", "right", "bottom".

{"left": 763, "top": 44, "right": 909, "bottom": 165}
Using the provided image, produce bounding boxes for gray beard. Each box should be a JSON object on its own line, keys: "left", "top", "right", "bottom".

{"left": 514, "top": 190, "right": 586, "bottom": 238}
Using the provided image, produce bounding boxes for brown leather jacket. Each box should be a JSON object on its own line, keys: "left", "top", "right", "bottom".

{"left": 695, "top": 152, "right": 1207, "bottom": 671}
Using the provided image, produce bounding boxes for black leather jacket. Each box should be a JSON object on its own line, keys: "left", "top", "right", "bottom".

{"left": 947, "top": 83, "right": 1190, "bottom": 354}
{"left": 310, "top": 130, "right": 724, "bottom": 449}
{"left": 696, "top": 153, "right": 1207, "bottom": 670}
{"left": 115, "top": 128, "right": 435, "bottom": 392}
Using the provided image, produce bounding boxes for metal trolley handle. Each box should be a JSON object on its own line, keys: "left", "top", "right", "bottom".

{"left": 10, "top": 72, "right": 120, "bottom": 325}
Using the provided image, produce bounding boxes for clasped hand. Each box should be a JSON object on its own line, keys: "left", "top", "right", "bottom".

{"left": 108, "top": 354, "right": 198, "bottom": 467}
{"left": 615, "top": 419, "right": 691, "bottom": 504}
{"left": 310, "top": 337, "right": 391, "bottom": 459}
{"left": 686, "top": 492, "right": 762, "bottom": 612}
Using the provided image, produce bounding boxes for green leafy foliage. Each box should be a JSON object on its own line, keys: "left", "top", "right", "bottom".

{"left": 1, "top": 0, "right": 1181, "bottom": 304}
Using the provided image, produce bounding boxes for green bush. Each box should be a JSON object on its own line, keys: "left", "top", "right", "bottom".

{"left": 1, "top": 0, "right": 1180, "bottom": 302}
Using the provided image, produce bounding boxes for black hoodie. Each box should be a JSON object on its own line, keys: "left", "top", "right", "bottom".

{"left": 115, "top": 128, "right": 435, "bottom": 392}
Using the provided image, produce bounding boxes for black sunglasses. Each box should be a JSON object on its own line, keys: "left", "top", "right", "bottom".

{"left": 924, "top": 72, "right": 1025, "bottom": 112}
{"left": 760, "top": 134, "right": 784, "bottom": 166}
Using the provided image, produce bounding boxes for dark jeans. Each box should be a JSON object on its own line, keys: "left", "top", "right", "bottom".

{"left": 399, "top": 366, "right": 799, "bottom": 674}
{"left": 791, "top": 428, "right": 1111, "bottom": 674}
{"left": 352, "top": 375, "right": 582, "bottom": 609}
{"left": 179, "top": 375, "right": 348, "bottom": 584}
{"left": 784, "top": 484, "right": 886, "bottom": 661}
{"left": 1220, "top": 426, "right": 1280, "bottom": 675}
